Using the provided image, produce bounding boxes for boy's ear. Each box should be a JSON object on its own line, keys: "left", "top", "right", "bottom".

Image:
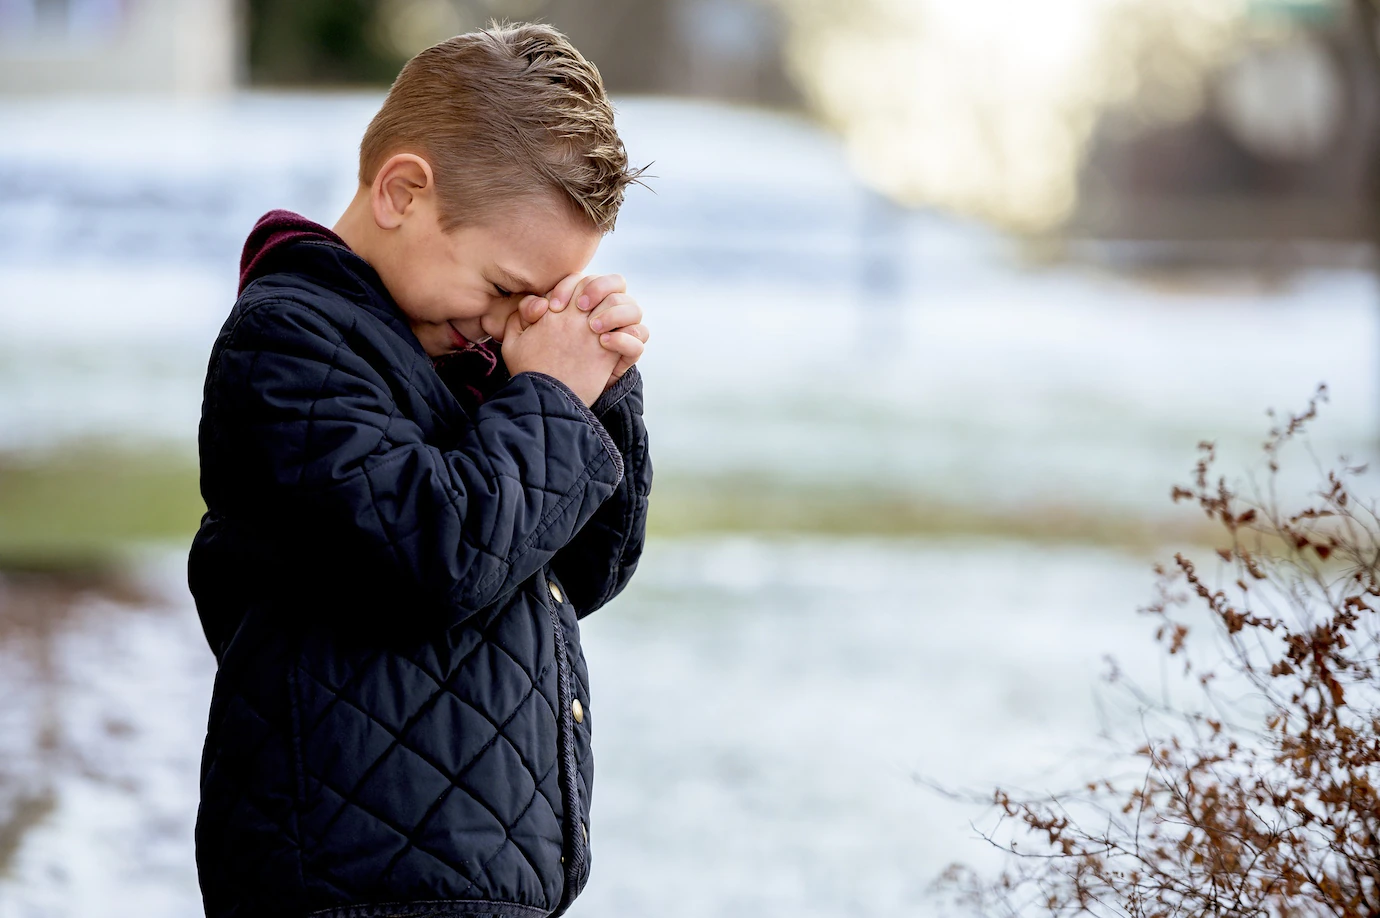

{"left": 370, "top": 153, "right": 435, "bottom": 230}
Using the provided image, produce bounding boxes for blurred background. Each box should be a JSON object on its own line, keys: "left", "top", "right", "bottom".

{"left": 0, "top": 0, "right": 1377, "bottom": 915}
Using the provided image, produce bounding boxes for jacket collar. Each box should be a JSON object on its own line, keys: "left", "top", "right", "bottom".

{"left": 238, "top": 210, "right": 508, "bottom": 416}
{"left": 289, "top": 238, "right": 434, "bottom": 364}
{"left": 238, "top": 209, "right": 431, "bottom": 364}
{"left": 238, "top": 208, "right": 349, "bottom": 294}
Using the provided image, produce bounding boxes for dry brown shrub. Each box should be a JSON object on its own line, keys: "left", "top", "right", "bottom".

{"left": 930, "top": 383, "right": 1380, "bottom": 917}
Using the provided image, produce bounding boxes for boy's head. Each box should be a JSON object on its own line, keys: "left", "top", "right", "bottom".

{"left": 335, "top": 22, "right": 645, "bottom": 357}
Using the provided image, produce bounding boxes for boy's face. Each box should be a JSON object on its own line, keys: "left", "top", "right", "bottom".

{"left": 382, "top": 195, "right": 603, "bottom": 358}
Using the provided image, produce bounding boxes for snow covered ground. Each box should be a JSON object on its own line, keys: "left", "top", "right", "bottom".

{"left": 0, "top": 538, "right": 1216, "bottom": 918}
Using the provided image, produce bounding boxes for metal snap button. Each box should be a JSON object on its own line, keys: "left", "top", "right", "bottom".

{"left": 572, "top": 698, "right": 584, "bottom": 724}
{"left": 548, "top": 580, "right": 563, "bottom": 603}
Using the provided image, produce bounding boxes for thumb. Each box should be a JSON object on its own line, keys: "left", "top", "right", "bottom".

{"left": 518, "top": 295, "right": 547, "bottom": 328}
{"left": 502, "top": 310, "right": 524, "bottom": 352}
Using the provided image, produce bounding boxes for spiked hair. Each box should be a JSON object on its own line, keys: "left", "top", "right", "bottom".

{"left": 359, "top": 21, "right": 647, "bottom": 233}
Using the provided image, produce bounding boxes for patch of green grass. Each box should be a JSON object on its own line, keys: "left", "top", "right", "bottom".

{"left": 647, "top": 476, "right": 1219, "bottom": 557}
{"left": 0, "top": 447, "right": 1219, "bottom": 570}
{"left": 0, "top": 447, "right": 203, "bottom": 569}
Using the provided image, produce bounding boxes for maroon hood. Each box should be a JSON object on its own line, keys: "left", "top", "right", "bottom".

{"left": 238, "top": 209, "right": 350, "bottom": 295}
{"left": 237, "top": 209, "right": 503, "bottom": 407}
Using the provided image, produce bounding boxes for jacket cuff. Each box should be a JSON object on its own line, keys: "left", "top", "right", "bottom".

{"left": 520, "top": 371, "right": 624, "bottom": 482}
{"left": 590, "top": 365, "right": 641, "bottom": 417}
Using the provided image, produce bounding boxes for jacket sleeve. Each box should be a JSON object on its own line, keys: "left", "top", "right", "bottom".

{"left": 547, "top": 365, "right": 652, "bottom": 619}
{"left": 212, "top": 297, "right": 625, "bottom": 626}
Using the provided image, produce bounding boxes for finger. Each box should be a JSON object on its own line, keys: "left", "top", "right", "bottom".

{"left": 598, "top": 329, "right": 644, "bottom": 362}
{"left": 518, "top": 295, "right": 547, "bottom": 328}
{"left": 545, "top": 273, "right": 583, "bottom": 313}
{"left": 589, "top": 298, "right": 642, "bottom": 334}
{"left": 568, "top": 275, "right": 595, "bottom": 312}
{"left": 590, "top": 314, "right": 648, "bottom": 343}
{"left": 609, "top": 354, "right": 636, "bottom": 380}
{"left": 502, "top": 309, "right": 524, "bottom": 347}
{"left": 576, "top": 273, "right": 627, "bottom": 311}
{"left": 587, "top": 291, "right": 634, "bottom": 317}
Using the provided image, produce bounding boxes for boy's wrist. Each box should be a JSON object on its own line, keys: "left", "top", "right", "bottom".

{"left": 591, "top": 365, "right": 640, "bottom": 416}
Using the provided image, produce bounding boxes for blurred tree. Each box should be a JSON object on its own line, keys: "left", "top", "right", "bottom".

{"left": 242, "top": 0, "right": 798, "bottom": 104}
{"left": 931, "top": 385, "right": 1380, "bottom": 916}
{"left": 768, "top": 0, "right": 1242, "bottom": 234}
{"left": 246, "top": 0, "right": 406, "bottom": 86}
{"left": 1352, "top": 0, "right": 1380, "bottom": 232}
{"left": 1351, "top": 0, "right": 1380, "bottom": 447}
{"left": 1070, "top": 0, "right": 1380, "bottom": 261}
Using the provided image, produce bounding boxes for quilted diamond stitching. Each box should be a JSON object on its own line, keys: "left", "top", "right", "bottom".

{"left": 307, "top": 780, "right": 485, "bottom": 899}
{"left": 295, "top": 665, "right": 557, "bottom": 895}
{"left": 293, "top": 598, "right": 566, "bottom": 882}
{"left": 298, "top": 345, "right": 345, "bottom": 489}
{"left": 303, "top": 645, "right": 392, "bottom": 736}
{"left": 297, "top": 646, "right": 552, "bottom": 818}
{"left": 379, "top": 745, "right": 558, "bottom": 894}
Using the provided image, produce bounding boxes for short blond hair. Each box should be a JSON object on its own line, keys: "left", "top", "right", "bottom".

{"left": 359, "top": 21, "right": 646, "bottom": 233}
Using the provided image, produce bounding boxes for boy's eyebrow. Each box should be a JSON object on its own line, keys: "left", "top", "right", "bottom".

{"left": 492, "top": 265, "right": 540, "bottom": 294}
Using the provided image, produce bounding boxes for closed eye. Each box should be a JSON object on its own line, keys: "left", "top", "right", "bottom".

{"left": 493, "top": 284, "right": 513, "bottom": 298}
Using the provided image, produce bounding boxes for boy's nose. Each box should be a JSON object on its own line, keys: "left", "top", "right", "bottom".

{"left": 482, "top": 308, "right": 515, "bottom": 343}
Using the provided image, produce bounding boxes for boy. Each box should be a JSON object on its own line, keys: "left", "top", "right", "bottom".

{"left": 187, "top": 22, "right": 651, "bottom": 918}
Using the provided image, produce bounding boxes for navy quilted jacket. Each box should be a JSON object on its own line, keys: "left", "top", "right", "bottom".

{"left": 187, "top": 232, "right": 651, "bottom": 918}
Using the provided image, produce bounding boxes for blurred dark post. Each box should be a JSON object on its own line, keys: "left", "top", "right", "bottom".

{"left": 245, "top": 0, "right": 403, "bottom": 85}
{"left": 1352, "top": 0, "right": 1380, "bottom": 445}
{"left": 540, "top": 0, "right": 799, "bottom": 105}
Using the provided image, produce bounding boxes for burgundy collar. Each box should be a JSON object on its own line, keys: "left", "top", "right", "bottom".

{"left": 238, "top": 209, "right": 504, "bottom": 409}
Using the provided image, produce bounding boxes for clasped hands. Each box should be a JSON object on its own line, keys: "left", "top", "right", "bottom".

{"left": 501, "top": 273, "right": 649, "bottom": 407}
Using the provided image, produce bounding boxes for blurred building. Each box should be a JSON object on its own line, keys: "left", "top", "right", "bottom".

{"left": 0, "top": 0, "right": 794, "bottom": 103}
{"left": 1069, "top": 0, "right": 1377, "bottom": 266}
{"left": 0, "top": 0, "right": 240, "bottom": 93}
{"left": 246, "top": 0, "right": 798, "bottom": 107}
{"left": 540, "top": 0, "right": 797, "bottom": 107}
